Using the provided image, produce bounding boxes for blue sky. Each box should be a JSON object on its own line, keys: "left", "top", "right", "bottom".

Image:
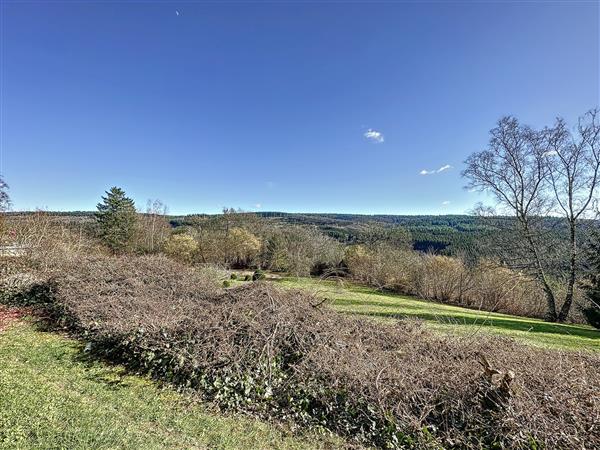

{"left": 1, "top": 1, "right": 598, "bottom": 215}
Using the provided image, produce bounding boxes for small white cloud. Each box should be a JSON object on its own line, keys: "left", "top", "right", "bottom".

{"left": 175, "top": 10, "right": 180, "bottom": 16}
{"left": 442, "top": 200, "right": 451, "bottom": 206}
{"left": 419, "top": 164, "right": 453, "bottom": 175}
{"left": 364, "top": 129, "right": 384, "bottom": 143}
{"left": 254, "top": 203, "right": 262, "bottom": 209}
{"left": 543, "top": 150, "right": 558, "bottom": 157}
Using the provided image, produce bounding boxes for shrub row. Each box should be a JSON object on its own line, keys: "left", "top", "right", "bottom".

{"left": 4, "top": 254, "right": 599, "bottom": 449}
{"left": 344, "top": 245, "right": 566, "bottom": 319}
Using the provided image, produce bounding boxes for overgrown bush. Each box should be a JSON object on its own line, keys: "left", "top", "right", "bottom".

{"left": 346, "top": 244, "right": 552, "bottom": 319}
{"left": 16, "top": 254, "right": 600, "bottom": 449}
{"left": 344, "top": 244, "right": 417, "bottom": 292}
{"left": 163, "top": 233, "right": 198, "bottom": 263}
{"left": 262, "top": 226, "right": 343, "bottom": 276}
{"left": 252, "top": 269, "right": 266, "bottom": 281}
{"left": 582, "top": 304, "right": 600, "bottom": 329}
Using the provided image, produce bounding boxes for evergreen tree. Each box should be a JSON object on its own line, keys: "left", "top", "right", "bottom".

{"left": 582, "top": 230, "right": 600, "bottom": 329}
{"left": 95, "top": 187, "right": 137, "bottom": 253}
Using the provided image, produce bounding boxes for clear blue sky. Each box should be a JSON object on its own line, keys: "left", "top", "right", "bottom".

{"left": 1, "top": 1, "right": 598, "bottom": 215}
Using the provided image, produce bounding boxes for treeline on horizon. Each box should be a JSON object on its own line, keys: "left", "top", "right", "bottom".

{"left": 4, "top": 209, "right": 592, "bottom": 258}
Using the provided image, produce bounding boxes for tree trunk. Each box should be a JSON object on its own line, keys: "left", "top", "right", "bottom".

{"left": 523, "top": 225, "right": 558, "bottom": 322}
{"left": 558, "top": 220, "right": 577, "bottom": 322}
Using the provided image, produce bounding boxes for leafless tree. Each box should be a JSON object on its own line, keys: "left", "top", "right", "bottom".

{"left": 134, "top": 199, "right": 170, "bottom": 254}
{"left": 0, "top": 176, "right": 10, "bottom": 212}
{"left": 544, "top": 110, "right": 600, "bottom": 321}
{"left": 463, "top": 110, "right": 600, "bottom": 322}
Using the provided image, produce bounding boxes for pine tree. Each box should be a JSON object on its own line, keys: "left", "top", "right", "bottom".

{"left": 582, "top": 230, "right": 600, "bottom": 329}
{"left": 95, "top": 187, "right": 138, "bottom": 253}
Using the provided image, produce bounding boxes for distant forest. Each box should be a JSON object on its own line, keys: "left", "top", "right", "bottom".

{"left": 10, "top": 210, "right": 587, "bottom": 259}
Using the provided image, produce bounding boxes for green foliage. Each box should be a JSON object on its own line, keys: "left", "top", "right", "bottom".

{"left": 582, "top": 307, "right": 600, "bottom": 329}
{"left": 244, "top": 274, "right": 251, "bottom": 281}
{"left": 95, "top": 187, "right": 137, "bottom": 253}
{"left": 163, "top": 233, "right": 198, "bottom": 263}
{"left": 223, "top": 280, "right": 232, "bottom": 288}
{"left": 230, "top": 273, "right": 238, "bottom": 280}
{"left": 252, "top": 269, "right": 266, "bottom": 281}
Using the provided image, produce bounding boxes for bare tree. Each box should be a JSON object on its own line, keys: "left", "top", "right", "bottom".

{"left": 0, "top": 177, "right": 11, "bottom": 243}
{"left": 141, "top": 199, "right": 170, "bottom": 253}
{"left": 463, "top": 110, "right": 600, "bottom": 322}
{"left": 0, "top": 176, "right": 10, "bottom": 212}
{"left": 545, "top": 110, "right": 600, "bottom": 321}
{"left": 464, "top": 116, "right": 559, "bottom": 320}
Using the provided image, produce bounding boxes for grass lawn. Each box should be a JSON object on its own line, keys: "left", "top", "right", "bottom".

{"left": 273, "top": 276, "right": 600, "bottom": 352}
{"left": 0, "top": 321, "right": 342, "bottom": 450}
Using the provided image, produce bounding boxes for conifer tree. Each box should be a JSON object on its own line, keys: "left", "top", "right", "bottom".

{"left": 582, "top": 230, "right": 600, "bottom": 329}
{"left": 95, "top": 187, "right": 137, "bottom": 253}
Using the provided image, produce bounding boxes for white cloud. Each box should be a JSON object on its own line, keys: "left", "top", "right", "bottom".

{"left": 175, "top": 10, "right": 180, "bottom": 16}
{"left": 364, "top": 129, "right": 384, "bottom": 143}
{"left": 442, "top": 200, "right": 451, "bottom": 206}
{"left": 254, "top": 203, "right": 262, "bottom": 209}
{"left": 419, "top": 164, "right": 453, "bottom": 175}
{"left": 543, "top": 150, "right": 559, "bottom": 157}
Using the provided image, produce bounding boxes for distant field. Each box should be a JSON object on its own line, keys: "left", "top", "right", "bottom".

{"left": 273, "top": 277, "right": 600, "bottom": 351}
{"left": 0, "top": 322, "right": 342, "bottom": 450}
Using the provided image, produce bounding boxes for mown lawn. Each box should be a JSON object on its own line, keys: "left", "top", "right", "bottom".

{"left": 0, "top": 321, "right": 342, "bottom": 450}
{"left": 273, "top": 277, "right": 600, "bottom": 351}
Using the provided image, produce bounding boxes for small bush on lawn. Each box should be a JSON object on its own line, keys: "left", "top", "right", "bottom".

{"left": 582, "top": 304, "right": 600, "bottom": 329}
{"left": 15, "top": 254, "right": 600, "bottom": 449}
{"left": 222, "top": 280, "right": 231, "bottom": 288}
{"left": 252, "top": 269, "right": 265, "bottom": 281}
{"left": 230, "top": 273, "right": 238, "bottom": 280}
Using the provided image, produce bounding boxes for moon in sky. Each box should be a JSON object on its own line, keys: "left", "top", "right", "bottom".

{"left": 175, "top": 10, "right": 180, "bottom": 16}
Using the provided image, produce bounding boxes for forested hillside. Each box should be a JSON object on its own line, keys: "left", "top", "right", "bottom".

{"left": 6, "top": 211, "right": 581, "bottom": 258}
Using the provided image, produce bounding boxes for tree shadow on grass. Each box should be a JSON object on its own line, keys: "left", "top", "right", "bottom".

{"left": 343, "top": 307, "right": 599, "bottom": 342}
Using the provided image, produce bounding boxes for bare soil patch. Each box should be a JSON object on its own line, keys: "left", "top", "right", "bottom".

{"left": 0, "top": 305, "right": 29, "bottom": 332}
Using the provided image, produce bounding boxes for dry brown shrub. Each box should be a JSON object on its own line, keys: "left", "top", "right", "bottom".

{"left": 344, "top": 245, "right": 418, "bottom": 292}
{"left": 465, "top": 261, "right": 547, "bottom": 317}
{"left": 27, "top": 254, "right": 600, "bottom": 448}
{"left": 346, "top": 247, "right": 574, "bottom": 320}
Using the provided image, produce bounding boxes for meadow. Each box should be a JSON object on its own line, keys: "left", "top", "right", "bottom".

{"left": 0, "top": 320, "right": 341, "bottom": 450}
{"left": 274, "top": 276, "right": 600, "bottom": 351}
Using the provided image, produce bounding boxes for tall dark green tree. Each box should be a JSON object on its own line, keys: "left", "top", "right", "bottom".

{"left": 582, "top": 230, "right": 600, "bottom": 329}
{"left": 95, "top": 187, "right": 137, "bottom": 253}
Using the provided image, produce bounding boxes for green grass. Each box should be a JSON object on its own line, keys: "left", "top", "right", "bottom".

{"left": 273, "top": 276, "right": 600, "bottom": 351}
{"left": 0, "top": 322, "right": 342, "bottom": 450}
